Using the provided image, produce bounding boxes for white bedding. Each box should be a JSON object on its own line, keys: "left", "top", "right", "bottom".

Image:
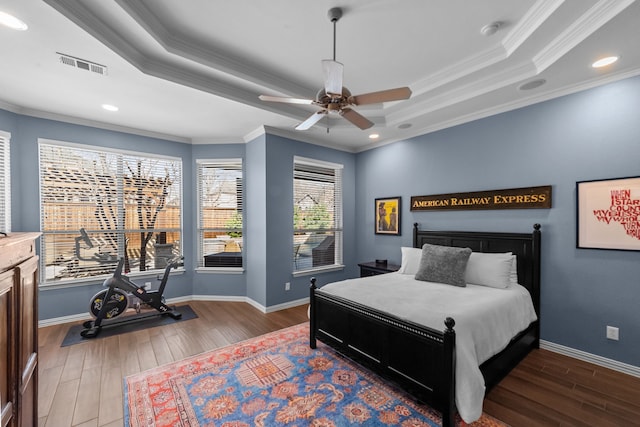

{"left": 318, "top": 272, "right": 538, "bottom": 423}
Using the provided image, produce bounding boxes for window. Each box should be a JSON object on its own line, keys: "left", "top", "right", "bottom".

{"left": 196, "top": 159, "right": 243, "bottom": 269}
{"left": 39, "top": 140, "right": 182, "bottom": 284}
{"left": 0, "top": 131, "right": 10, "bottom": 233}
{"left": 293, "top": 156, "right": 343, "bottom": 273}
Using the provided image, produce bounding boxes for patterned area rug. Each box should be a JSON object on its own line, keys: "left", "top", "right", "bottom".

{"left": 124, "top": 323, "right": 506, "bottom": 426}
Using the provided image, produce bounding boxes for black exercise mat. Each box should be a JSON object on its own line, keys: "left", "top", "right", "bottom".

{"left": 61, "top": 304, "right": 198, "bottom": 347}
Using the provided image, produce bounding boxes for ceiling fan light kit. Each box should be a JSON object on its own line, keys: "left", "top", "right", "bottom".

{"left": 259, "top": 7, "right": 411, "bottom": 131}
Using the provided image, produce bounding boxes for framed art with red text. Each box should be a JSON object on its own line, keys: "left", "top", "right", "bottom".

{"left": 577, "top": 176, "right": 640, "bottom": 250}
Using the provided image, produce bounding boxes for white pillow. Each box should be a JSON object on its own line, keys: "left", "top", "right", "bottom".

{"left": 510, "top": 255, "right": 518, "bottom": 285}
{"left": 397, "top": 247, "right": 422, "bottom": 275}
{"left": 464, "top": 252, "right": 514, "bottom": 288}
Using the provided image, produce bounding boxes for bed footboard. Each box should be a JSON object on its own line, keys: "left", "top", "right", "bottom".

{"left": 310, "top": 277, "right": 457, "bottom": 427}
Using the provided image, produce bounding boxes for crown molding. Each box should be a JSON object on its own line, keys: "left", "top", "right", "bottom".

{"left": 399, "top": 0, "right": 563, "bottom": 98}
{"left": 114, "top": 0, "right": 313, "bottom": 98}
{"left": 397, "top": 61, "right": 536, "bottom": 123}
{"left": 411, "top": 45, "right": 508, "bottom": 97}
{"left": 503, "top": 0, "right": 564, "bottom": 55}
{"left": 259, "top": 126, "right": 359, "bottom": 153}
{"left": 38, "top": 111, "right": 189, "bottom": 143}
{"left": 386, "top": 66, "right": 640, "bottom": 153}
{"left": 43, "top": 0, "right": 312, "bottom": 123}
{"left": 190, "top": 137, "right": 246, "bottom": 145}
{"left": 0, "top": 101, "right": 190, "bottom": 143}
{"left": 533, "top": 0, "right": 635, "bottom": 72}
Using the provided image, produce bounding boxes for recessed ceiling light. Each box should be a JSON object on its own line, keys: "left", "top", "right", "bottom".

{"left": 518, "top": 79, "right": 546, "bottom": 91}
{"left": 0, "top": 11, "right": 28, "bottom": 30}
{"left": 102, "top": 104, "right": 119, "bottom": 112}
{"left": 592, "top": 56, "right": 619, "bottom": 68}
{"left": 368, "top": 133, "right": 379, "bottom": 139}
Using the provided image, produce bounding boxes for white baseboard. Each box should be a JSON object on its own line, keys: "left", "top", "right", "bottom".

{"left": 191, "top": 294, "right": 308, "bottom": 314}
{"left": 187, "top": 295, "right": 246, "bottom": 303}
{"left": 38, "top": 312, "right": 92, "bottom": 327}
{"left": 38, "top": 295, "right": 309, "bottom": 327}
{"left": 540, "top": 340, "right": 640, "bottom": 378}
{"left": 263, "top": 297, "right": 309, "bottom": 313}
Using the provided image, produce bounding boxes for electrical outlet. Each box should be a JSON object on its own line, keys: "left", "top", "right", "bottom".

{"left": 606, "top": 326, "right": 619, "bottom": 341}
{"left": 285, "top": 282, "right": 290, "bottom": 291}
{"left": 144, "top": 282, "right": 152, "bottom": 290}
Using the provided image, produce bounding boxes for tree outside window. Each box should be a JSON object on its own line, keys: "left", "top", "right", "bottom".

{"left": 39, "top": 141, "right": 182, "bottom": 284}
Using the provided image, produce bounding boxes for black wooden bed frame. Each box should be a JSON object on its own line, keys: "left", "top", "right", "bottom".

{"left": 309, "top": 223, "right": 541, "bottom": 427}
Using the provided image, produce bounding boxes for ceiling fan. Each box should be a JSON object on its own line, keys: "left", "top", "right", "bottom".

{"left": 259, "top": 7, "right": 412, "bottom": 131}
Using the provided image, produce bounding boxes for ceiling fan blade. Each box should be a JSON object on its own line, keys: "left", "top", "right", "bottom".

{"left": 350, "top": 87, "right": 412, "bottom": 105}
{"left": 295, "top": 111, "right": 327, "bottom": 130}
{"left": 340, "top": 108, "right": 374, "bottom": 130}
{"left": 322, "top": 59, "right": 343, "bottom": 96}
{"left": 259, "top": 95, "right": 314, "bottom": 105}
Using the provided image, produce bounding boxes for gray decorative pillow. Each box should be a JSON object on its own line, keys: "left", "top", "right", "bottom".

{"left": 415, "top": 243, "right": 472, "bottom": 287}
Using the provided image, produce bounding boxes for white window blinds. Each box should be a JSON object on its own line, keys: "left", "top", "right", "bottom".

{"left": 39, "top": 140, "right": 182, "bottom": 283}
{"left": 196, "top": 159, "right": 243, "bottom": 268}
{"left": 293, "top": 156, "right": 343, "bottom": 272}
{"left": 0, "top": 131, "right": 10, "bottom": 234}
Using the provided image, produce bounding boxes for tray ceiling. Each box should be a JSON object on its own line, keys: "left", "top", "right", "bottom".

{"left": 1, "top": 0, "right": 639, "bottom": 151}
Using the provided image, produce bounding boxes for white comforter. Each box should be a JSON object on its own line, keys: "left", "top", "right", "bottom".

{"left": 318, "top": 272, "right": 538, "bottom": 423}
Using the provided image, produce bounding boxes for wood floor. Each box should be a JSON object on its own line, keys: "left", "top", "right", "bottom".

{"left": 38, "top": 301, "right": 640, "bottom": 427}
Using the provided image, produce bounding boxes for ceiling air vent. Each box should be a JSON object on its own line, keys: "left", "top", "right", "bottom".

{"left": 57, "top": 52, "right": 108, "bottom": 76}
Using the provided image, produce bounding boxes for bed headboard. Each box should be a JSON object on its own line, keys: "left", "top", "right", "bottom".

{"left": 413, "top": 223, "right": 541, "bottom": 317}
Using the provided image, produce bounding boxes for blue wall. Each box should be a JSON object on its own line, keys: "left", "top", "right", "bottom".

{"left": 1, "top": 110, "right": 356, "bottom": 318}
{"left": 3, "top": 74, "right": 639, "bottom": 368}
{"left": 260, "top": 133, "right": 357, "bottom": 307}
{"left": 5, "top": 114, "right": 197, "bottom": 319}
{"left": 355, "top": 75, "right": 640, "bottom": 367}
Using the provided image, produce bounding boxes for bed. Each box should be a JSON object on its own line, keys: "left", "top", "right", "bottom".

{"left": 309, "top": 223, "right": 541, "bottom": 426}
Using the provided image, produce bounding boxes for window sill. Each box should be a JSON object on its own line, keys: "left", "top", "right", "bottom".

{"left": 292, "top": 264, "right": 345, "bottom": 278}
{"left": 195, "top": 267, "right": 244, "bottom": 274}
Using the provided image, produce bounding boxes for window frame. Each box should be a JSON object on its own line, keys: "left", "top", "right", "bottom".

{"left": 292, "top": 156, "right": 344, "bottom": 277}
{"left": 195, "top": 158, "right": 244, "bottom": 273}
{"left": 38, "top": 139, "right": 183, "bottom": 287}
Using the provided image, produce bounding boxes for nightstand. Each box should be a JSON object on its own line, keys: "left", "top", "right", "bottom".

{"left": 358, "top": 261, "right": 400, "bottom": 277}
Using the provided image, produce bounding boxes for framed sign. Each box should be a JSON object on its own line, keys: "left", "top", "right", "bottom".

{"left": 411, "top": 185, "right": 551, "bottom": 211}
{"left": 375, "top": 197, "right": 401, "bottom": 235}
{"left": 577, "top": 176, "right": 640, "bottom": 250}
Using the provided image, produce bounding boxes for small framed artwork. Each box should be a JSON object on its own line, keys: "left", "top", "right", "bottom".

{"left": 577, "top": 176, "right": 640, "bottom": 250}
{"left": 375, "top": 197, "right": 401, "bottom": 235}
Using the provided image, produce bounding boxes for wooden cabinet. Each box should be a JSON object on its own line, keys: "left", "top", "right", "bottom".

{"left": 0, "top": 233, "right": 40, "bottom": 427}
{"left": 358, "top": 261, "right": 400, "bottom": 277}
{"left": 1, "top": 268, "right": 16, "bottom": 427}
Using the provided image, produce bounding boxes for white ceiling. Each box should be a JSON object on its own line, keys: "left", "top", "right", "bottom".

{"left": 1, "top": 0, "right": 639, "bottom": 152}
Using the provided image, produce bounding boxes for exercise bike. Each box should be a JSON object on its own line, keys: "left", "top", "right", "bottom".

{"left": 80, "top": 256, "right": 183, "bottom": 338}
